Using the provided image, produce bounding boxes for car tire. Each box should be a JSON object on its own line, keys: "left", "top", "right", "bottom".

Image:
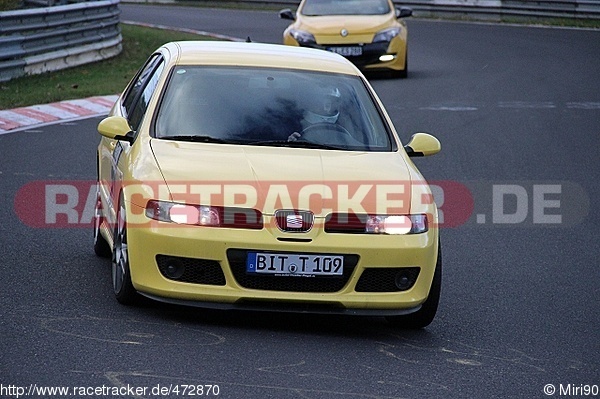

{"left": 386, "top": 240, "right": 441, "bottom": 329}
{"left": 93, "top": 187, "right": 111, "bottom": 258}
{"left": 112, "top": 194, "right": 138, "bottom": 305}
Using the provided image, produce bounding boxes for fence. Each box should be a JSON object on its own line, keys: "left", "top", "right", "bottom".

{"left": 0, "top": 0, "right": 121, "bottom": 82}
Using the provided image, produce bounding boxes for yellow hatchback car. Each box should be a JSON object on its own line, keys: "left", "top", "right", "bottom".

{"left": 280, "top": 0, "right": 412, "bottom": 77}
{"left": 94, "top": 41, "right": 442, "bottom": 328}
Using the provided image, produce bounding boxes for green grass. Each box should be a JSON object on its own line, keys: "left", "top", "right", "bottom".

{"left": 0, "top": 0, "right": 20, "bottom": 11}
{"left": 0, "top": 24, "right": 215, "bottom": 109}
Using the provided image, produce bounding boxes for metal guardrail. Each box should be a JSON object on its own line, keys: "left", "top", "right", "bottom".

{"left": 400, "top": 0, "right": 600, "bottom": 21}
{"left": 186, "top": 0, "right": 600, "bottom": 20}
{"left": 0, "top": 0, "right": 122, "bottom": 82}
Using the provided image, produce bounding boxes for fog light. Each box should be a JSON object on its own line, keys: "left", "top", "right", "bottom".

{"left": 395, "top": 271, "right": 413, "bottom": 290}
{"left": 165, "top": 261, "right": 185, "bottom": 279}
{"left": 379, "top": 54, "right": 396, "bottom": 62}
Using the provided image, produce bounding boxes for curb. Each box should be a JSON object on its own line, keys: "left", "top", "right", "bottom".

{"left": 0, "top": 95, "right": 119, "bottom": 135}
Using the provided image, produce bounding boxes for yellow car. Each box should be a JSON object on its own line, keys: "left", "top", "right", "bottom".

{"left": 94, "top": 41, "right": 442, "bottom": 328}
{"left": 280, "top": 0, "right": 412, "bottom": 77}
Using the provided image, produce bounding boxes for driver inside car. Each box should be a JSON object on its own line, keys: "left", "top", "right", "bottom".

{"left": 288, "top": 86, "right": 344, "bottom": 142}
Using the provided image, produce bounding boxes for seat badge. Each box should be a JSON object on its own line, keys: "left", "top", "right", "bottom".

{"left": 286, "top": 215, "right": 303, "bottom": 229}
{"left": 275, "top": 210, "right": 314, "bottom": 232}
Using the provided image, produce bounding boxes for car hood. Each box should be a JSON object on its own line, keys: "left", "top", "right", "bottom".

{"left": 150, "top": 140, "right": 412, "bottom": 216}
{"left": 298, "top": 14, "right": 396, "bottom": 36}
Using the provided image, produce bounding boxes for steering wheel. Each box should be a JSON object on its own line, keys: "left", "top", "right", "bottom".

{"left": 300, "top": 123, "right": 354, "bottom": 144}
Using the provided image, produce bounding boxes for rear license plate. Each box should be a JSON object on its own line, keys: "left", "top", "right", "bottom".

{"left": 328, "top": 46, "right": 363, "bottom": 57}
{"left": 247, "top": 253, "right": 344, "bottom": 277}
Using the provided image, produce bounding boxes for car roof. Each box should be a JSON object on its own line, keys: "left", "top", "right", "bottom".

{"left": 160, "top": 41, "right": 362, "bottom": 76}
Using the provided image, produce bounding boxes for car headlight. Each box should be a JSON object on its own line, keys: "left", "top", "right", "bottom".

{"left": 145, "top": 200, "right": 263, "bottom": 229}
{"left": 325, "top": 214, "right": 428, "bottom": 234}
{"left": 373, "top": 27, "right": 401, "bottom": 43}
{"left": 365, "top": 214, "right": 427, "bottom": 235}
{"left": 289, "top": 29, "right": 317, "bottom": 45}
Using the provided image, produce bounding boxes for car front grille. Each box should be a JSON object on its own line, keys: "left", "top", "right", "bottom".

{"left": 227, "top": 249, "right": 359, "bottom": 293}
{"left": 156, "top": 255, "right": 226, "bottom": 285}
{"left": 355, "top": 267, "right": 420, "bottom": 292}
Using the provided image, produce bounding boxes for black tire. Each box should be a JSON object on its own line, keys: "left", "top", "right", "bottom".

{"left": 93, "top": 187, "right": 112, "bottom": 258}
{"left": 112, "top": 195, "right": 138, "bottom": 305}
{"left": 386, "top": 241, "right": 441, "bottom": 329}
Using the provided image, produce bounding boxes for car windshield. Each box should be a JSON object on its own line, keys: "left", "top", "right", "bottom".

{"left": 300, "top": 0, "right": 391, "bottom": 16}
{"left": 154, "top": 66, "right": 393, "bottom": 152}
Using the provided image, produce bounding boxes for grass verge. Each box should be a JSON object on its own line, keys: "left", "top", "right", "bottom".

{"left": 0, "top": 24, "right": 215, "bottom": 110}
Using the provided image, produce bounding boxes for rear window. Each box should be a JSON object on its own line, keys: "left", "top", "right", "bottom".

{"left": 154, "top": 66, "right": 394, "bottom": 152}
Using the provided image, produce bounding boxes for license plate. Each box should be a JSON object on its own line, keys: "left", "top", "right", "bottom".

{"left": 328, "top": 46, "right": 363, "bottom": 57}
{"left": 247, "top": 253, "right": 344, "bottom": 277}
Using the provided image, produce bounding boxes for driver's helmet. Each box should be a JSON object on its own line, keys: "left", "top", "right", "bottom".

{"left": 304, "top": 86, "right": 341, "bottom": 124}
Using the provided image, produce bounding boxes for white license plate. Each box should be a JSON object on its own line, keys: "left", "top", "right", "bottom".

{"left": 246, "top": 253, "right": 344, "bottom": 277}
{"left": 328, "top": 46, "right": 363, "bottom": 56}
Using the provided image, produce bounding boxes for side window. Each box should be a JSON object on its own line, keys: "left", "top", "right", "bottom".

{"left": 128, "top": 60, "right": 165, "bottom": 131}
{"left": 121, "top": 54, "right": 164, "bottom": 131}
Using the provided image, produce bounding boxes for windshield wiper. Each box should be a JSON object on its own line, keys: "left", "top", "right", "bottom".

{"left": 159, "top": 135, "right": 239, "bottom": 144}
{"left": 250, "top": 140, "right": 347, "bottom": 151}
{"left": 159, "top": 136, "right": 350, "bottom": 150}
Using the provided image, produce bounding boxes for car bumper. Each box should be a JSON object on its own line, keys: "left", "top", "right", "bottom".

{"left": 285, "top": 37, "right": 406, "bottom": 71}
{"left": 126, "top": 203, "right": 438, "bottom": 314}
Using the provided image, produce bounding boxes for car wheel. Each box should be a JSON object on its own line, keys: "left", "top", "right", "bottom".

{"left": 93, "top": 187, "right": 111, "bottom": 258}
{"left": 386, "top": 240, "right": 441, "bottom": 329}
{"left": 112, "top": 194, "right": 138, "bottom": 305}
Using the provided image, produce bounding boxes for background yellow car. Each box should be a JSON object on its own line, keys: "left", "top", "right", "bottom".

{"left": 280, "top": 0, "right": 412, "bottom": 77}
{"left": 94, "top": 41, "right": 441, "bottom": 328}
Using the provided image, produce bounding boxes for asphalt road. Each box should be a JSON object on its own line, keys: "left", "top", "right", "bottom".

{"left": 0, "top": 5, "right": 599, "bottom": 399}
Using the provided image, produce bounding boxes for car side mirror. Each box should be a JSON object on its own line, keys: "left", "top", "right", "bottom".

{"left": 404, "top": 133, "right": 441, "bottom": 157}
{"left": 98, "top": 116, "right": 134, "bottom": 144}
{"left": 279, "top": 8, "right": 296, "bottom": 21}
{"left": 395, "top": 7, "right": 413, "bottom": 19}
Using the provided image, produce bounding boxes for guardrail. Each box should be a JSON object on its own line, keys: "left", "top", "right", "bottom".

{"left": 184, "top": 0, "right": 600, "bottom": 21}
{"left": 400, "top": 0, "right": 600, "bottom": 21}
{"left": 0, "top": 0, "right": 122, "bottom": 82}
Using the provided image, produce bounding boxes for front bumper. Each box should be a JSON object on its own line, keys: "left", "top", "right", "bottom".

{"left": 285, "top": 37, "right": 406, "bottom": 71}
{"left": 126, "top": 205, "right": 438, "bottom": 314}
{"left": 307, "top": 42, "right": 393, "bottom": 68}
{"left": 140, "top": 292, "right": 422, "bottom": 316}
